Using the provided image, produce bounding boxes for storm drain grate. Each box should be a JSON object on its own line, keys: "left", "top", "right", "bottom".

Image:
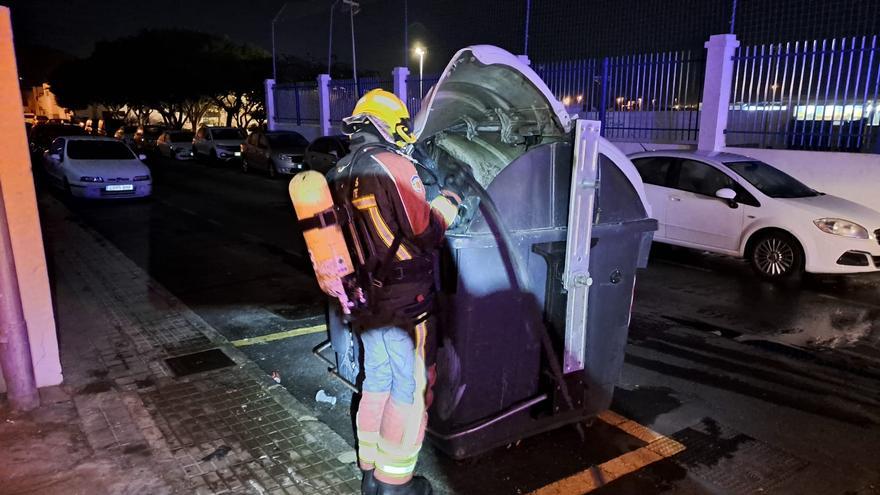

{"left": 164, "top": 348, "right": 235, "bottom": 377}
{"left": 671, "top": 418, "right": 809, "bottom": 494}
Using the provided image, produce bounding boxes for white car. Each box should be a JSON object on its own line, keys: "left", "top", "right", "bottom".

{"left": 157, "top": 130, "right": 195, "bottom": 160}
{"left": 192, "top": 126, "right": 244, "bottom": 163}
{"left": 629, "top": 150, "right": 880, "bottom": 279}
{"left": 43, "top": 136, "right": 152, "bottom": 199}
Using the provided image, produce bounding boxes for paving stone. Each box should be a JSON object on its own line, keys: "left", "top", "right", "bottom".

{"left": 46, "top": 199, "right": 359, "bottom": 495}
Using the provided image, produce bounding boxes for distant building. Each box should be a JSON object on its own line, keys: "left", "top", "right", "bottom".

{"left": 22, "top": 83, "right": 72, "bottom": 121}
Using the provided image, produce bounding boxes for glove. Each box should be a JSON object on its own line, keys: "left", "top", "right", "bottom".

{"left": 430, "top": 192, "right": 460, "bottom": 227}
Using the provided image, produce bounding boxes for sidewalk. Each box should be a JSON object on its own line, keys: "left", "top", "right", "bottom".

{"left": 0, "top": 197, "right": 360, "bottom": 495}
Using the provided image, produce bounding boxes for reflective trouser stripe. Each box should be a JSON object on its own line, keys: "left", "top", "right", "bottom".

{"left": 376, "top": 445, "right": 419, "bottom": 477}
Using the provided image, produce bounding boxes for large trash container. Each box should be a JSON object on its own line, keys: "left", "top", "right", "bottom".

{"left": 316, "top": 45, "right": 657, "bottom": 459}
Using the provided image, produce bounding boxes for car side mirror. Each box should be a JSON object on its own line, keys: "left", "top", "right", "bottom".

{"left": 715, "top": 187, "right": 738, "bottom": 208}
{"left": 50, "top": 153, "right": 61, "bottom": 162}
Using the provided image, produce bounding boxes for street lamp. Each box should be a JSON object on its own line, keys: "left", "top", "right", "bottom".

{"left": 343, "top": 0, "right": 361, "bottom": 96}
{"left": 327, "top": 0, "right": 341, "bottom": 76}
{"left": 414, "top": 46, "right": 426, "bottom": 97}
{"left": 271, "top": 2, "right": 290, "bottom": 82}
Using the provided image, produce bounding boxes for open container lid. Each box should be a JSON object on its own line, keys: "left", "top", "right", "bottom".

{"left": 413, "top": 46, "right": 572, "bottom": 188}
{"left": 413, "top": 45, "right": 571, "bottom": 140}
{"left": 412, "top": 45, "right": 650, "bottom": 214}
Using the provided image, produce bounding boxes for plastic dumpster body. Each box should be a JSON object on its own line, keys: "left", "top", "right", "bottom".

{"left": 318, "top": 45, "right": 657, "bottom": 459}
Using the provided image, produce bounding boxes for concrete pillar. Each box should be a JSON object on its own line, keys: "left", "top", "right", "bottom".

{"left": 392, "top": 66, "right": 409, "bottom": 105}
{"left": 698, "top": 34, "right": 740, "bottom": 152}
{"left": 264, "top": 79, "right": 277, "bottom": 131}
{"left": 0, "top": 6, "right": 62, "bottom": 393}
{"left": 317, "top": 74, "right": 331, "bottom": 137}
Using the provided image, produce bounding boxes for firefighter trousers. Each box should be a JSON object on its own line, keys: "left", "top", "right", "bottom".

{"left": 356, "top": 319, "right": 436, "bottom": 485}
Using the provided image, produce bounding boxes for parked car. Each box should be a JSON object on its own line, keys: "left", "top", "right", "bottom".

{"left": 303, "top": 135, "right": 350, "bottom": 173}
{"left": 192, "top": 126, "right": 245, "bottom": 163}
{"left": 42, "top": 136, "right": 152, "bottom": 199}
{"left": 115, "top": 125, "right": 140, "bottom": 146}
{"left": 240, "top": 130, "right": 309, "bottom": 177}
{"left": 629, "top": 150, "right": 880, "bottom": 279}
{"left": 135, "top": 125, "right": 165, "bottom": 155}
{"left": 157, "top": 130, "right": 195, "bottom": 160}
{"left": 28, "top": 123, "right": 86, "bottom": 155}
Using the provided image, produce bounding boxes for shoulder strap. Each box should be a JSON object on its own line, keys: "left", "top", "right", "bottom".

{"left": 372, "top": 230, "right": 405, "bottom": 286}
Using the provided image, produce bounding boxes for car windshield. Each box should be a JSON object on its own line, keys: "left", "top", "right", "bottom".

{"left": 170, "top": 132, "right": 194, "bottom": 142}
{"left": 267, "top": 132, "right": 308, "bottom": 147}
{"left": 211, "top": 128, "right": 243, "bottom": 140}
{"left": 725, "top": 160, "right": 820, "bottom": 198}
{"left": 67, "top": 140, "right": 135, "bottom": 160}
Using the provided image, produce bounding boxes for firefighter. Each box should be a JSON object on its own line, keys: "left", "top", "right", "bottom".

{"left": 334, "top": 89, "right": 458, "bottom": 495}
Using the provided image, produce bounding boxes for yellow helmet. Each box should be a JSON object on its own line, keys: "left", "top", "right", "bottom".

{"left": 342, "top": 89, "right": 416, "bottom": 148}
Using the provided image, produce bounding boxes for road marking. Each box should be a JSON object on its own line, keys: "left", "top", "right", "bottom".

{"left": 529, "top": 411, "right": 685, "bottom": 495}
{"left": 231, "top": 324, "right": 327, "bottom": 347}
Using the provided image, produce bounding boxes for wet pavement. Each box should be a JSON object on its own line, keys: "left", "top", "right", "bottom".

{"left": 37, "top": 155, "right": 880, "bottom": 494}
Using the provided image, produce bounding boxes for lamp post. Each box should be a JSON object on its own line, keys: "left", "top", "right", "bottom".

{"left": 271, "top": 2, "right": 289, "bottom": 82}
{"left": 342, "top": 0, "right": 361, "bottom": 96}
{"left": 415, "top": 46, "right": 426, "bottom": 97}
{"left": 327, "top": 0, "right": 341, "bottom": 75}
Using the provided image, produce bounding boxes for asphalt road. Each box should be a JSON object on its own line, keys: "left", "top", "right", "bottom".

{"left": 42, "top": 155, "right": 880, "bottom": 494}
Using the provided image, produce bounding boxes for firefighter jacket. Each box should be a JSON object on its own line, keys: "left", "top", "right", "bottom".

{"left": 330, "top": 136, "right": 449, "bottom": 328}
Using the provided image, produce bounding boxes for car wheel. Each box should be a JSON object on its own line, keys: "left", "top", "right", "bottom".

{"left": 241, "top": 157, "right": 249, "bottom": 173}
{"left": 749, "top": 231, "right": 803, "bottom": 280}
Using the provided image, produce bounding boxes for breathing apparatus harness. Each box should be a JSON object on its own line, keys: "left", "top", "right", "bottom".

{"left": 309, "top": 140, "right": 440, "bottom": 330}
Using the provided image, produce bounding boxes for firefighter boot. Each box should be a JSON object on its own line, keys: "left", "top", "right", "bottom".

{"left": 361, "top": 469, "right": 379, "bottom": 495}
{"left": 376, "top": 476, "right": 433, "bottom": 495}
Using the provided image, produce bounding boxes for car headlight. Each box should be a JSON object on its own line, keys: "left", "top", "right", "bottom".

{"left": 80, "top": 176, "right": 104, "bottom": 183}
{"left": 813, "top": 218, "right": 869, "bottom": 239}
{"left": 134, "top": 175, "right": 151, "bottom": 181}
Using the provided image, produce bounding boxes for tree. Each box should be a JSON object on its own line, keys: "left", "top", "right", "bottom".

{"left": 48, "top": 29, "right": 273, "bottom": 129}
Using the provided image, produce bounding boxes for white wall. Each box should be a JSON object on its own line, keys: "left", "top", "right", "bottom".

{"left": 725, "top": 147, "right": 880, "bottom": 212}
{"left": 612, "top": 142, "right": 694, "bottom": 155}
{"left": 0, "top": 7, "right": 63, "bottom": 390}
{"left": 608, "top": 140, "right": 880, "bottom": 213}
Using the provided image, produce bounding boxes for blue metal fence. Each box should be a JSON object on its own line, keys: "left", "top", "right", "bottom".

{"left": 274, "top": 82, "right": 319, "bottom": 124}
{"left": 329, "top": 78, "right": 394, "bottom": 124}
{"left": 727, "top": 36, "right": 880, "bottom": 152}
{"left": 535, "top": 51, "right": 705, "bottom": 143}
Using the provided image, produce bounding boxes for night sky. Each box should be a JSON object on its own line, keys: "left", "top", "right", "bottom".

{"left": 6, "top": 0, "right": 879, "bottom": 84}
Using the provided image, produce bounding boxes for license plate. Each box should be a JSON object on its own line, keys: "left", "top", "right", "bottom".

{"left": 106, "top": 184, "right": 134, "bottom": 192}
{"left": 234, "top": 151, "right": 241, "bottom": 157}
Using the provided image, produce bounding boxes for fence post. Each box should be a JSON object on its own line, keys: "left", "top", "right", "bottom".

{"left": 293, "top": 84, "right": 302, "bottom": 126}
{"left": 698, "top": 34, "right": 739, "bottom": 151}
{"left": 317, "top": 73, "right": 331, "bottom": 137}
{"left": 598, "top": 57, "right": 609, "bottom": 137}
{"left": 264, "top": 79, "right": 276, "bottom": 131}
{"left": 392, "top": 66, "right": 409, "bottom": 105}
